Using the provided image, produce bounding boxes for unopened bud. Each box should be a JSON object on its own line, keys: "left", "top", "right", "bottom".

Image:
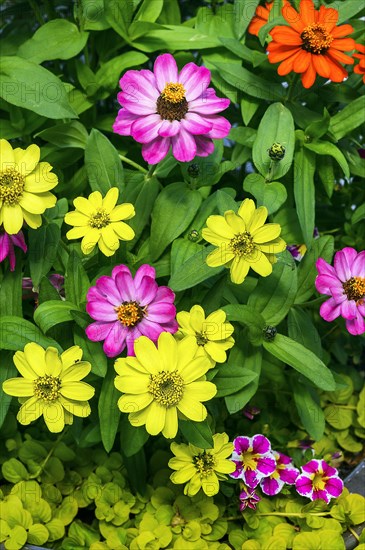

{"left": 268, "top": 143, "right": 286, "bottom": 161}
{"left": 187, "top": 163, "right": 200, "bottom": 178}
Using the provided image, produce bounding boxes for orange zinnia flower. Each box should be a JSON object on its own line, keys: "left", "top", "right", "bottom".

{"left": 267, "top": 0, "right": 355, "bottom": 88}
{"left": 353, "top": 44, "right": 365, "bottom": 83}
{"left": 249, "top": 0, "right": 290, "bottom": 37}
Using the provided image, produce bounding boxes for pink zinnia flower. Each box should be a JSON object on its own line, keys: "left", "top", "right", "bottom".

{"left": 85, "top": 264, "right": 178, "bottom": 357}
{"left": 113, "top": 53, "right": 231, "bottom": 164}
{"left": 295, "top": 459, "right": 344, "bottom": 504}
{"left": 260, "top": 451, "right": 299, "bottom": 496}
{"left": 230, "top": 434, "right": 276, "bottom": 488}
{"left": 315, "top": 247, "right": 365, "bottom": 335}
{"left": 239, "top": 486, "right": 261, "bottom": 511}
{"left": 0, "top": 229, "right": 27, "bottom": 271}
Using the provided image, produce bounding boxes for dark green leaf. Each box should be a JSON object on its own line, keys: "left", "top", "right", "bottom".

{"left": 329, "top": 96, "right": 365, "bottom": 140}
{"left": 214, "top": 363, "right": 258, "bottom": 397}
{"left": 294, "top": 147, "right": 316, "bottom": 248}
{"left": 28, "top": 224, "right": 61, "bottom": 290}
{"left": 288, "top": 308, "right": 322, "bottom": 358}
{"left": 169, "top": 245, "right": 224, "bottom": 292}
{"left": 99, "top": 368, "right": 121, "bottom": 452}
{"left": 65, "top": 251, "right": 89, "bottom": 306}
{"left": 85, "top": 129, "right": 124, "bottom": 194}
{"left": 292, "top": 379, "right": 325, "bottom": 441}
{"left": 0, "top": 317, "right": 61, "bottom": 351}
{"left": 352, "top": 203, "right": 365, "bottom": 225}
{"left": 295, "top": 236, "right": 334, "bottom": 304}
{"left": 73, "top": 326, "right": 107, "bottom": 378}
{"left": 0, "top": 351, "right": 17, "bottom": 429}
{"left": 124, "top": 172, "right": 160, "bottom": 243}
{"left": 222, "top": 304, "right": 265, "bottom": 345}
{"left": 225, "top": 344, "right": 262, "bottom": 414}
{"left": 34, "top": 300, "right": 79, "bottom": 334}
{"left": 120, "top": 415, "right": 149, "bottom": 457}
{"left": 179, "top": 419, "right": 214, "bottom": 449}
{"left": 122, "top": 448, "right": 147, "bottom": 495}
{"left": 0, "top": 262, "right": 22, "bottom": 316}
{"left": 36, "top": 121, "right": 88, "bottom": 149}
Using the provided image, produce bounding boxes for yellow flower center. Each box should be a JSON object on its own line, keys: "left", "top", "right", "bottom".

{"left": 34, "top": 375, "right": 61, "bottom": 401}
{"left": 193, "top": 451, "right": 216, "bottom": 477}
{"left": 0, "top": 168, "right": 25, "bottom": 205}
{"left": 230, "top": 232, "right": 255, "bottom": 257}
{"left": 156, "top": 82, "right": 188, "bottom": 122}
{"left": 301, "top": 23, "right": 333, "bottom": 55}
{"left": 241, "top": 448, "right": 259, "bottom": 471}
{"left": 196, "top": 332, "right": 208, "bottom": 346}
{"left": 148, "top": 370, "right": 184, "bottom": 407}
{"left": 89, "top": 208, "right": 110, "bottom": 229}
{"left": 115, "top": 301, "right": 146, "bottom": 327}
{"left": 312, "top": 472, "right": 327, "bottom": 491}
{"left": 342, "top": 276, "right": 365, "bottom": 304}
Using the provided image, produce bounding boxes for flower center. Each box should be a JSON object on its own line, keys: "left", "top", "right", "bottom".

{"left": 34, "top": 375, "right": 61, "bottom": 401}
{"left": 193, "top": 451, "right": 216, "bottom": 477}
{"left": 156, "top": 82, "right": 188, "bottom": 122}
{"left": 196, "top": 332, "right": 208, "bottom": 346}
{"left": 0, "top": 168, "right": 25, "bottom": 205}
{"left": 241, "top": 448, "right": 259, "bottom": 471}
{"left": 312, "top": 472, "right": 327, "bottom": 491}
{"left": 115, "top": 301, "right": 146, "bottom": 327}
{"left": 342, "top": 277, "right": 365, "bottom": 303}
{"left": 230, "top": 232, "right": 255, "bottom": 257}
{"left": 89, "top": 209, "right": 110, "bottom": 229}
{"left": 301, "top": 23, "right": 333, "bottom": 55}
{"left": 148, "top": 370, "right": 184, "bottom": 407}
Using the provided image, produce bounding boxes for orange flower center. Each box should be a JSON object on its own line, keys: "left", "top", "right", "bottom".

{"left": 156, "top": 82, "right": 188, "bottom": 122}
{"left": 301, "top": 23, "right": 333, "bottom": 55}
{"left": 342, "top": 277, "right": 365, "bottom": 304}
{"left": 114, "top": 301, "right": 146, "bottom": 327}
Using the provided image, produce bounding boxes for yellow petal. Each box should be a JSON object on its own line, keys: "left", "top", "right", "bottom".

{"left": 2, "top": 204, "right": 23, "bottom": 234}
{"left": 247, "top": 251, "right": 273, "bottom": 276}
{"left": 101, "top": 224, "right": 119, "bottom": 250}
{"left": 109, "top": 203, "right": 135, "bottom": 221}
{"left": 81, "top": 228, "right": 100, "bottom": 255}
{"left": 0, "top": 139, "right": 15, "bottom": 165}
{"left": 179, "top": 355, "right": 210, "bottom": 383}
{"left": 129, "top": 405, "right": 150, "bottom": 427}
{"left": 98, "top": 234, "right": 117, "bottom": 256}
{"left": 177, "top": 396, "right": 207, "bottom": 422}
{"left": 184, "top": 380, "right": 217, "bottom": 402}
{"left": 111, "top": 221, "right": 135, "bottom": 241}
{"left": 230, "top": 256, "right": 250, "bottom": 284}
{"left": 201, "top": 228, "right": 227, "bottom": 246}
{"left": 45, "top": 347, "right": 62, "bottom": 376}
{"left": 59, "top": 396, "right": 91, "bottom": 418}
{"left": 88, "top": 191, "right": 102, "bottom": 209}
{"left": 204, "top": 341, "right": 228, "bottom": 362}
{"left": 189, "top": 305, "right": 205, "bottom": 332}
{"left": 118, "top": 392, "right": 153, "bottom": 413}
{"left": 23, "top": 342, "right": 46, "bottom": 376}
{"left": 134, "top": 336, "right": 162, "bottom": 374}
{"left": 162, "top": 406, "right": 178, "bottom": 439}
{"left": 247, "top": 206, "right": 268, "bottom": 233}
{"left": 205, "top": 309, "right": 226, "bottom": 326}
{"left": 224, "top": 211, "right": 245, "bottom": 233}
{"left": 145, "top": 401, "right": 166, "bottom": 436}
{"left": 2, "top": 378, "right": 34, "bottom": 397}
{"left": 16, "top": 144, "right": 40, "bottom": 176}
{"left": 237, "top": 198, "right": 256, "bottom": 225}
{"left": 61, "top": 345, "right": 83, "bottom": 369}
{"left": 115, "top": 371, "right": 149, "bottom": 394}
{"left": 157, "top": 331, "right": 178, "bottom": 372}
{"left": 24, "top": 162, "right": 58, "bottom": 192}
{"left": 176, "top": 336, "right": 199, "bottom": 369}
{"left": 205, "top": 215, "right": 235, "bottom": 239}
{"left": 185, "top": 473, "right": 202, "bottom": 496}
{"left": 66, "top": 226, "right": 88, "bottom": 239}
{"left": 60, "top": 361, "right": 91, "bottom": 381}
{"left": 73, "top": 196, "right": 95, "bottom": 216}
{"left": 13, "top": 352, "right": 38, "bottom": 379}
{"left": 60, "top": 381, "right": 95, "bottom": 401}
{"left": 252, "top": 223, "right": 281, "bottom": 243}
{"left": 202, "top": 473, "right": 219, "bottom": 496}
{"left": 102, "top": 187, "right": 119, "bottom": 213}
{"left": 258, "top": 238, "right": 286, "bottom": 253}
{"left": 17, "top": 396, "right": 44, "bottom": 425}
{"left": 21, "top": 209, "right": 42, "bottom": 229}
{"left": 19, "top": 191, "right": 55, "bottom": 214}
{"left": 64, "top": 211, "right": 89, "bottom": 227}
{"left": 206, "top": 246, "right": 233, "bottom": 267}
{"left": 170, "top": 465, "right": 196, "bottom": 484}
{"left": 43, "top": 401, "right": 65, "bottom": 433}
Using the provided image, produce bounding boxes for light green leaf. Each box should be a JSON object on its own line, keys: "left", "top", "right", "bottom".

{"left": 214, "top": 363, "right": 258, "bottom": 397}
{"left": 65, "top": 251, "right": 89, "bottom": 306}
{"left": 294, "top": 147, "right": 316, "bottom": 248}
{"left": 85, "top": 129, "right": 124, "bottom": 194}
{"left": 222, "top": 304, "right": 265, "bottom": 345}
{"left": 288, "top": 308, "right": 322, "bottom": 358}
{"left": 225, "top": 344, "right": 262, "bottom": 414}
{"left": 95, "top": 51, "right": 148, "bottom": 93}
{"left": 234, "top": 0, "right": 261, "bottom": 38}
{"left": 329, "top": 96, "right": 365, "bottom": 141}
{"left": 123, "top": 172, "right": 160, "bottom": 243}
{"left": 304, "top": 140, "right": 350, "bottom": 178}
{"left": 0, "top": 352, "right": 17, "bottom": 429}
{"left": 132, "top": 25, "right": 221, "bottom": 51}
{"left": 169, "top": 244, "right": 224, "bottom": 291}
{"left": 0, "top": 262, "right": 22, "bottom": 317}
{"left": 243, "top": 173, "right": 287, "bottom": 215}
{"left": 36, "top": 121, "right": 88, "bottom": 149}
{"left": 352, "top": 203, "right": 365, "bottom": 225}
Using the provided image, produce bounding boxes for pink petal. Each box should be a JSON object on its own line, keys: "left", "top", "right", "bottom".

{"left": 138, "top": 318, "right": 165, "bottom": 340}
{"left": 86, "top": 286, "right": 103, "bottom": 302}
{"left": 117, "top": 92, "right": 156, "bottom": 115}
{"left": 233, "top": 436, "right": 250, "bottom": 454}
{"left": 134, "top": 264, "right": 156, "bottom": 287}
{"left": 181, "top": 112, "right": 213, "bottom": 135}
{"left": 194, "top": 135, "right": 215, "bottom": 157}
{"left": 103, "top": 322, "right": 129, "bottom": 357}
{"left": 341, "top": 299, "right": 357, "bottom": 320}
{"left": 126, "top": 326, "right": 143, "bottom": 355}
{"left": 112, "top": 264, "right": 131, "bottom": 279}
{"left": 315, "top": 274, "right": 341, "bottom": 295}
{"left": 352, "top": 251, "right": 365, "bottom": 278}
{"left": 120, "top": 70, "right": 158, "bottom": 101}
{"left": 86, "top": 301, "right": 116, "bottom": 322}
{"left": 178, "top": 63, "right": 211, "bottom": 101}
{"left": 279, "top": 467, "right": 299, "bottom": 484}
{"left": 0, "top": 233, "right": 10, "bottom": 262}
{"left": 142, "top": 136, "right": 170, "bottom": 164}
{"left": 312, "top": 489, "right": 330, "bottom": 503}
{"left": 316, "top": 257, "right": 336, "bottom": 277}
{"left": 11, "top": 231, "right": 27, "bottom": 252}
{"left": 86, "top": 321, "right": 113, "bottom": 342}
{"left": 252, "top": 434, "right": 271, "bottom": 454}
{"left": 8, "top": 243, "right": 16, "bottom": 271}
{"left": 295, "top": 475, "right": 314, "bottom": 497}
{"left": 154, "top": 286, "right": 175, "bottom": 303}
{"left": 244, "top": 469, "right": 260, "bottom": 489}
{"left": 95, "top": 276, "right": 121, "bottom": 305}
{"left": 260, "top": 477, "right": 283, "bottom": 496}
{"left": 319, "top": 298, "right": 342, "bottom": 322}
{"left": 160, "top": 319, "right": 178, "bottom": 333}
{"left": 158, "top": 120, "right": 181, "bottom": 137}
{"left": 334, "top": 247, "right": 358, "bottom": 282}
{"left": 115, "top": 271, "right": 137, "bottom": 302}
{"left": 205, "top": 115, "right": 231, "bottom": 139}
{"left": 189, "top": 88, "right": 230, "bottom": 115}
{"left": 146, "top": 302, "right": 176, "bottom": 322}
{"left": 131, "top": 114, "right": 163, "bottom": 144}
{"left": 154, "top": 53, "right": 179, "bottom": 92}
{"left": 135, "top": 277, "right": 158, "bottom": 304}
{"left": 319, "top": 461, "right": 337, "bottom": 477}
{"left": 171, "top": 128, "right": 197, "bottom": 162}
{"left": 325, "top": 477, "right": 343, "bottom": 498}
{"left": 113, "top": 109, "right": 140, "bottom": 136}
{"left": 346, "top": 313, "right": 365, "bottom": 335}
{"left": 256, "top": 456, "right": 276, "bottom": 476}
{"left": 230, "top": 461, "right": 244, "bottom": 479}
{"left": 330, "top": 286, "right": 347, "bottom": 302}
{"left": 276, "top": 452, "right": 293, "bottom": 465}
{"left": 302, "top": 460, "right": 321, "bottom": 474}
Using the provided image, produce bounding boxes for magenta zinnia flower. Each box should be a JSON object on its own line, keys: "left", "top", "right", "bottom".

{"left": 113, "top": 53, "right": 231, "bottom": 164}
{"left": 0, "top": 229, "right": 27, "bottom": 271}
{"left": 230, "top": 434, "right": 276, "bottom": 488}
{"left": 85, "top": 264, "right": 178, "bottom": 357}
{"left": 260, "top": 451, "right": 299, "bottom": 496}
{"left": 295, "top": 459, "right": 343, "bottom": 504}
{"left": 315, "top": 247, "right": 365, "bottom": 335}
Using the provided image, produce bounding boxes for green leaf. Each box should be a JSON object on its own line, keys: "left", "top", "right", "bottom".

{"left": 0, "top": 317, "right": 61, "bottom": 351}
{"left": 169, "top": 245, "right": 224, "bottom": 292}
{"left": 338, "top": 0, "right": 365, "bottom": 23}
{"left": 304, "top": 140, "right": 350, "bottom": 178}
{"left": 0, "top": 352, "right": 17, "bottom": 429}
{"left": 288, "top": 308, "right": 322, "bottom": 358}
{"left": 179, "top": 140, "right": 229, "bottom": 188}
{"left": 318, "top": 156, "right": 335, "bottom": 198}
{"left": 214, "top": 363, "right": 258, "bottom": 397}
{"left": 36, "top": 121, "right": 88, "bottom": 149}
{"left": 65, "top": 251, "right": 89, "bottom": 306}
{"left": 95, "top": 51, "right": 148, "bottom": 93}
{"left": 241, "top": 96, "right": 260, "bottom": 126}
{"left": 120, "top": 415, "right": 149, "bottom": 457}
{"left": 252, "top": 103, "right": 295, "bottom": 180}
{"left": 263, "top": 334, "right": 336, "bottom": 391}
{"left": 351, "top": 203, "right": 365, "bottom": 225}
{"left": 104, "top": 0, "right": 133, "bottom": 42}
{"left": 216, "top": 189, "right": 238, "bottom": 214}
{"left": 0, "top": 57, "right": 77, "bottom": 119}
{"left": 329, "top": 96, "right": 365, "bottom": 140}
{"left": 222, "top": 304, "right": 265, "bottom": 345}
{"left": 295, "top": 236, "right": 334, "bottom": 304}
{"left": 98, "top": 368, "right": 121, "bottom": 452}
{"left": 243, "top": 173, "right": 287, "bottom": 215}
{"left": 27, "top": 523, "right": 49, "bottom": 546}
{"left": 73, "top": 326, "right": 107, "bottom": 378}
{"left": 305, "top": 109, "right": 330, "bottom": 140}
{"left": 17, "top": 19, "right": 88, "bottom": 63}
{"left": 2, "top": 458, "right": 29, "bottom": 483}
{"left": 85, "top": 129, "right": 124, "bottom": 194}
{"left": 34, "top": 300, "right": 79, "bottom": 334}
{"left": 247, "top": 258, "right": 297, "bottom": 325}
{"left": 294, "top": 147, "right": 316, "bottom": 248}
{"left": 0, "top": 262, "right": 22, "bottom": 316}
{"left": 225, "top": 344, "right": 262, "bottom": 415}
{"left": 131, "top": 25, "right": 221, "bottom": 51}
{"left": 134, "top": 0, "right": 163, "bottom": 22}
{"left": 28, "top": 224, "right": 61, "bottom": 290}
{"left": 122, "top": 448, "right": 147, "bottom": 495}
{"left": 292, "top": 380, "right": 325, "bottom": 440}
{"left": 124, "top": 172, "right": 160, "bottom": 243}
{"left": 233, "top": 0, "right": 261, "bottom": 39}
{"left": 179, "top": 419, "right": 214, "bottom": 449}
{"left": 150, "top": 182, "right": 202, "bottom": 261}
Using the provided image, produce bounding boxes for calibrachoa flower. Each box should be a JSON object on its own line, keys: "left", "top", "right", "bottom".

{"left": 0, "top": 229, "right": 27, "bottom": 271}
{"left": 238, "top": 485, "right": 261, "bottom": 511}
{"left": 113, "top": 53, "right": 230, "bottom": 164}
{"left": 114, "top": 332, "right": 217, "bottom": 438}
{"left": 64, "top": 188, "right": 135, "bottom": 256}
{"left": 287, "top": 244, "right": 307, "bottom": 262}
{"left": 315, "top": 247, "right": 365, "bottom": 335}
{"left": 248, "top": 0, "right": 289, "bottom": 37}
{"left": 295, "top": 459, "right": 344, "bottom": 503}
{"left": 267, "top": 0, "right": 355, "bottom": 88}
{"left": 176, "top": 305, "right": 234, "bottom": 368}
{"left": 0, "top": 139, "right": 57, "bottom": 234}
{"left": 86, "top": 264, "right": 178, "bottom": 357}
{"left": 353, "top": 43, "right": 365, "bottom": 83}
{"left": 168, "top": 433, "right": 235, "bottom": 496}
{"left": 230, "top": 434, "right": 276, "bottom": 488}
{"left": 260, "top": 451, "right": 299, "bottom": 496}
{"left": 2, "top": 343, "right": 95, "bottom": 433}
{"left": 202, "top": 199, "right": 286, "bottom": 284}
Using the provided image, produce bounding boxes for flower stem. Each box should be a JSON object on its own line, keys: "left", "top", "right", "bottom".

{"left": 286, "top": 73, "right": 300, "bottom": 103}
{"left": 119, "top": 155, "right": 148, "bottom": 174}
{"left": 145, "top": 164, "right": 157, "bottom": 179}
{"left": 256, "top": 512, "right": 331, "bottom": 517}
{"left": 348, "top": 526, "right": 360, "bottom": 542}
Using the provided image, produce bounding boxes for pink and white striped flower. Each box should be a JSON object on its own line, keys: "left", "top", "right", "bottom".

{"left": 260, "top": 451, "right": 299, "bottom": 496}
{"left": 295, "top": 459, "right": 344, "bottom": 504}
{"left": 113, "top": 53, "right": 230, "bottom": 164}
{"left": 85, "top": 264, "right": 178, "bottom": 357}
{"left": 0, "top": 229, "right": 27, "bottom": 271}
{"left": 230, "top": 434, "right": 276, "bottom": 488}
{"left": 315, "top": 247, "right": 365, "bottom": 335}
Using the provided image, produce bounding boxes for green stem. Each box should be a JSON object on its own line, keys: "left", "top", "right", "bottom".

{"left": 146, "top": 164, "right": 157, "bottom": 179}
{"left": 286, "top": 73, "right": 300, "bottom": 103}
{"left": 119, "top": 155, "right": 147, "bottom": 174}
{"left": 348, "top": 526, "right": 360, "bottom": 542}
{"left": 29, "top": 429, "right": 67, "bottom": 479}
{"left": 256, "top": 512, "right": 331, "bottom": 517}
{"left": 27, "top": 0, "right": 44, "bottom": 25}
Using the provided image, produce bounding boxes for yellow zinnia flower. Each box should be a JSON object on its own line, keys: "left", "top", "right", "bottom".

{"left": 168, "top": 433, "right": 235, "bottom": 496}
{"left": 64, "top": 187, "right": 135, "bottom": 256}
{"left": 176, "top": 305, "right": 234, "bottom": 368}
{"left": 114, "top": 332, "right": 217, "bottom": 439}
{"left": 2, "top": 343, "right": 95, "bottom": 433}
{"left": 202, "top": 198, "right": 286, "bottom": 284}
{"left": 0, "top": 139, "right": 57, "bottom": 234}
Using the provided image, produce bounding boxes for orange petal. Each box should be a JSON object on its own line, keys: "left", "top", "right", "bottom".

{"left": 270, "top": 27, "right": 303, "bottom": 45}
{"left": 301, "top": 61, "right": 317, "bottom": 88}
{"left": 331, "top": 38, "right": 356, "bottom": 52}
{"left": 269, "top": 47, "right": 300, "bottom": 64}
{"left": 328, "top": 48, "right": 354, "bottom": 65}
{"left": 331, "top": 24, "right": 354, "bottom": 39}
{"left": 325, "top": 54, "right": 348, "bottom": 82}
{"left": 282, "top": 4, "right": 305, "bottom": 33}
{"left": 277, "top": 50, "right": 304, "bottom": 75}
{"left": 312, "top": 55, "right": 331, "bottom": 78}
{"left": 295, "top": 50, "right": 311, "bottom": 73}
{"left": 299, "top": 0, "right": 316, "bottom": 26}
{"left": 317, "top": 6, "right": 338, "bottom": 32}
{"left": 354, "top": 43, "right": 365, "bottom": 54}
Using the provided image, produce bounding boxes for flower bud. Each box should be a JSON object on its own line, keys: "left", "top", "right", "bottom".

{"left": 263, "top": 325, "right": 277, "bottom": 341}
{"left": 187, "top": 163, "right": 200, "bottom": 178}
{"left": 268, "top": 142, "right": 286, "bottom": 161}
